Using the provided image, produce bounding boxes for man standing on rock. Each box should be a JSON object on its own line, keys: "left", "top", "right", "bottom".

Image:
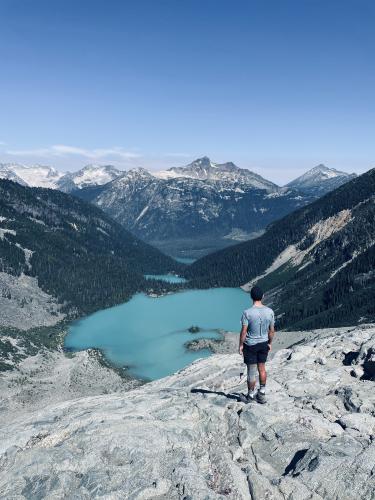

{"left": 239, "top": 286, "right": 275, "bottom": 404}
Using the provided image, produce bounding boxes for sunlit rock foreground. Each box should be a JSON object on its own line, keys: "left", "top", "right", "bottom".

{"left": 1, "top": 325, "right": 375, "bottom": 499}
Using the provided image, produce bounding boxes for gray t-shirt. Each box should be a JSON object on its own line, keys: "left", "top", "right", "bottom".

{"left": 241, "top": 305, "right": 275, "bottom": 346}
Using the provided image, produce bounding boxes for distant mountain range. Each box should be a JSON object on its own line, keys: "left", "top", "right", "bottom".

{"left": 0, "top": 163, "right": 122, "bottom": 191}
{"left": 86, "top": 158, "right": 312, "bottom": 256}
{"left": 0, "top": 158, "right": 357, "bottom": 256}
{"left": 185, "top": 169, "right": 375, "bottom": 329}
{"left": 0, "top": 179, "right": 180, "bottom": 330}
{"left": 0, "top": 163, "right": 64, "bottom": 188}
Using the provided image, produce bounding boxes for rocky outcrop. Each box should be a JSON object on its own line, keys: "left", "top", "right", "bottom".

{"left": 0, "top": 347, "right": 141, "bottom": 424}
{"left": 0, "top": 325, "right": 374, "bottom": 499}
{"left": 0, "top": 272, "right": 65, "bottom": 330}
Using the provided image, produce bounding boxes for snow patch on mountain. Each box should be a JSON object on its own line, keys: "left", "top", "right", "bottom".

{"left": 0, "top": 228, "right": 16, "bottom": 240}
{"left": 135, "top": 205, "right": 149, "bottom": 223}
{"left": 14, "top": 243, "right": 33, "bottom": 269}
{"left": 58, "top": 164, "right": 123, "bottom": 191}
{"left": 152, "top": 169, "right": 181, "bottom": 180}
{"left": 0, "top": 163, "right": 63, "bottom": 188}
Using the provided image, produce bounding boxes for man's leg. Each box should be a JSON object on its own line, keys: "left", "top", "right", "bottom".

{"left": 256, "top": 361, "right": 267, "bottom": 403}
{"left": 246, "top": 363, "right": 257, "bottom": 400}
{"left": 257, "top": 362, "right": 267, "bottom": 389}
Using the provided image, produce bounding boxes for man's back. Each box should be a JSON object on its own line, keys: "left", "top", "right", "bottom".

{"left": 241, "top": 305, "right": 275, "bottom": 346}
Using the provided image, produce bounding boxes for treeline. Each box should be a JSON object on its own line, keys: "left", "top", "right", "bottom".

{"left": 185, "top": 168, "right": 375, "bottom": 286}
{"left": 185, "top": 169, "right": 375, "bottom": 329}
{"left": 0, "top": 180, "right": 182, "bottom": 316}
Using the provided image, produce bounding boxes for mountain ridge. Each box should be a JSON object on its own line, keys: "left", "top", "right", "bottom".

{"left": 90, "top": 162, "right": 312, "bottom": 256}
{"left": 0, "top": 179, "right": 180, "bottom": 329}
{"left": 0, "top": 158, "right": 356, "bottom": 192}
{"left": 154, "top": 156, "right": 280, "bottom": 191}
{"left": 0, "top": 159, "right": 359, "bottom": 257}
{"left": 185, "top": 168, "right": 375, "bottom": 329}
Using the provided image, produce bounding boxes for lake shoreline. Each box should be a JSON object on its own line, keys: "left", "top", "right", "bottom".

{"left": 65, "top": 287, "right": 251, "bottom": 380}
{"left": 184, "top": 328, "right": 323, "bottom": 357}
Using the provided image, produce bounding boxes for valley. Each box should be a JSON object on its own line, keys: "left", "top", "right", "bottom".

{"left": 1, "top": 157, "right": 355, "bottom": 256}
{"left": 0, "top": 178, "right": 182, "bottom": 326}
{"left": 0, "top": 166, "right": 373, "bottom": 377}
{"left": 0, "top": 164, "right": 373, "bottom": 500}
{"left": 1, "top": 3, "right": 373, "bottom": 497}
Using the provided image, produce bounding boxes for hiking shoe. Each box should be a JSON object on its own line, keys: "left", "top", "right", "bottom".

{"left": 256, "top": 391, "right": 266, "bottom": 404}
{"left": 246, "top": 393, "right": 256, "bottom": 404}
{"left": 238, "top": 393, "right": 255, "bottom": 404}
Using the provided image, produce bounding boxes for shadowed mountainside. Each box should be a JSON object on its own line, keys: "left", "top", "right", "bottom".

{"left": 185, "top": 169, "right": 375, "bottom": 329}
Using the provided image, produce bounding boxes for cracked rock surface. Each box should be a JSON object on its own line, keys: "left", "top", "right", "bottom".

{"left": 0, "top": 325, "right": 374, "bottom": 499}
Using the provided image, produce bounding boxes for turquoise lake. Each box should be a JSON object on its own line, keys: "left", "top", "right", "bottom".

{"left": 173, "top": 256, "right": 196, "bottom": 264}
{"left": 65, "top": 287, "right": 250, "bottom": 380}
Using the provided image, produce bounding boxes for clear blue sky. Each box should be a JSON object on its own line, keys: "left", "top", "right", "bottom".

{"left": 1, "top": 0, "right": 374, "bottom": 183}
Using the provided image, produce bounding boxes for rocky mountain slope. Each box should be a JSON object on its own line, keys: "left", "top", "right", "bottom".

{"left": 0, "top": 324, "right": 374, "bottom": 499}
{"left": 0, "top": 179, "right": 179, "bottom": 329}
{"left": 154, "top": 156, "right": 279, "bottom": 191}
{"left": 82, "top": 157, "right": 313, "bottom": 257}
{"left": 287, "top": 163, "right": 357, "bottom": 196}
{"left": 186, "top": 168, "right": 375, "bottom": 329}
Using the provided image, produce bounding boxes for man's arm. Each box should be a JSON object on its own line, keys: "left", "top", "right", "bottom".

{"left": 268, "top": 325, "right": 275, "bottom": 351}
{"left": 239, "top": 324, "right": 247, "bottom": 355}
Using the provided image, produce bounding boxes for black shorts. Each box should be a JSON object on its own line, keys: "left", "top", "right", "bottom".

{"left": 243, "top": 341, "right": 269, "bottom": 364}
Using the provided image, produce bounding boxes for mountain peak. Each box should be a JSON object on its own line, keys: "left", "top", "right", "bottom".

{"left": 195, "top": 156, "right": 211, "bottom": 164}
{"left": 57, "top": 164, "right": 123, "bottom": 192}
{"left": 80, "top": 163, "right": 119, "bottom": 172}
{"left": 155, "top": 157, "right": 278, "bottom": 191}
{"left": 182, "top": 156, "right": 216, "bottom": 171}
{"left": 313, "top": 163, "right": 329, "bottom": 171}
{"left": 117, "top": 167, "right": 153, "bottom": 181}
{"left": 130, "top": 166, "right": 152, "bottom": 176}
{"left": 286, "top": 164, "right": 357, "bottom": 194}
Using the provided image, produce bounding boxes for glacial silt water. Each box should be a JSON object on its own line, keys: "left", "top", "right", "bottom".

{"left": 65, "top": 287, "right": 250, "bottom": 380}
{"left": 173, "top": 257, "right": 196, "bottom": 264}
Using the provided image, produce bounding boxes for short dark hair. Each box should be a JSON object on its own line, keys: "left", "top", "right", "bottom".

{"left": 250, "top": 286, "right": 263, "bottom": 301}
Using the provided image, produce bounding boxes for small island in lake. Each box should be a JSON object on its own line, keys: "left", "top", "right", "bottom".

{"left": 188, "top": 325, "right": 201, "bottom": 333}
